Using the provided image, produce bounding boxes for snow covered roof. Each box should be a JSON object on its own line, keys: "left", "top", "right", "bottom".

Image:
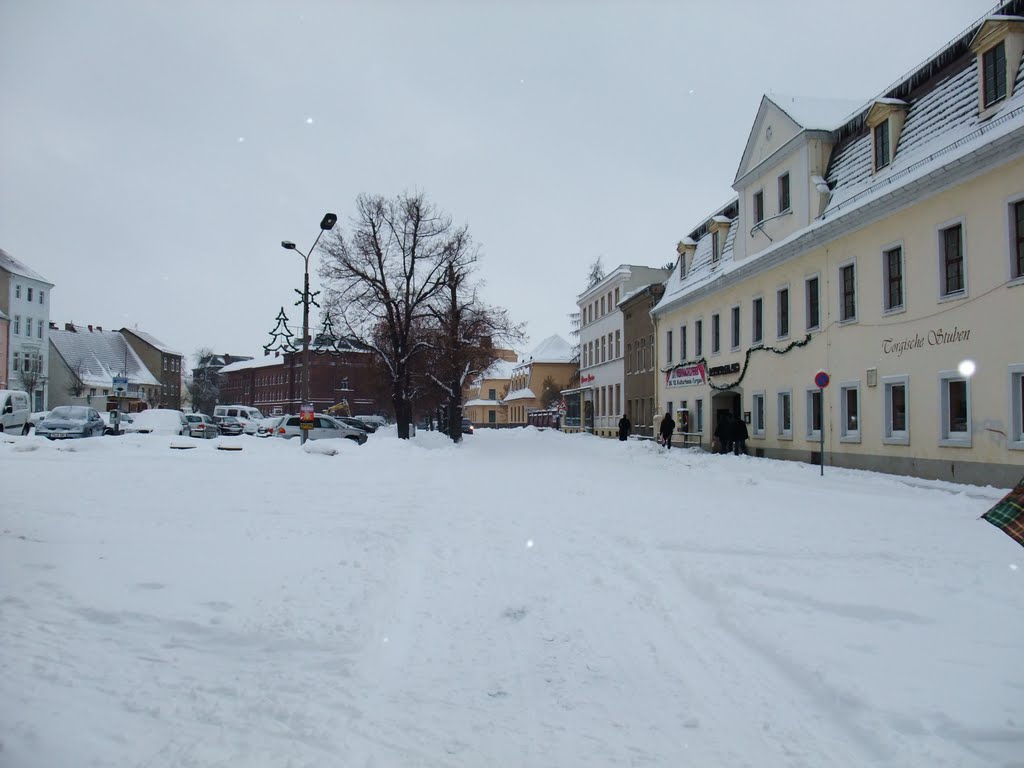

{"left": 521, "top": 334, "right": 574, "bottom": 364}
{"left": 502, "top": 388, "right": 537, "bottom": 402}
{"left": 0, "top": 248, "right": 52, "bottom": 285}
{"left": 220, "top": 356, "right": 282, "bottom": 374}
{"left": 766, "top": 94, "right": 866, "bottom": 131}
{"left": 464, "top": 398, "right": 505, "bottom": 408}
{"left": 50, "top": 326, "right": 160, "bottom": 388}
{"left": 120, "top": 328, "right": 182, "bottom": 357}
{"left": 480, "top": 358, "right": 516, "bottom": 380}
{"left": 656, "top": 8, "right": 1024, "bottom": 317}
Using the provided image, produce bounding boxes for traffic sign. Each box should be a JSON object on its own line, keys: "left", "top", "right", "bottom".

{"left": 814, "top": 370, "right": 830, "bottom": 389}
{"left": 300, "top": 403, "right": 315, "bottom": 431}
{"left": 113, "top": 376, "right": 128, "bottom": 394}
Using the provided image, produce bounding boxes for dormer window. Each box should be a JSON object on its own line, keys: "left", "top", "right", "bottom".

{"left": 712, "top": 230, "right": 721, "bottom": 263}
{"left": 983, "top": 41, "right": 1007, "bottom": 107}
{"left": 874, "top": 120, "right": 890, "bottom": 170}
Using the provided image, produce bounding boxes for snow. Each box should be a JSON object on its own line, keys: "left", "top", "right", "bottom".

{"left": 523, "top": 334, "right": 574, "bottom": 363}
{"left": 218, "top": 356, "right": 281, "bottom": 374}
{"left": 50, "top": 326, "right": 160, "bottom": 389}
{"left": 766, "top": 94, "right": 865, "bottom": 131}
{"left": 1, "top": 429, "right": 1021, "bottom": 767}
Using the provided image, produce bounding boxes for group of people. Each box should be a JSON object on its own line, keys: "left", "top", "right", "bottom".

{"left": 616, "top": 410, "right": 748, "bottom": 455}
{"left": 713, "top": 412, "right": 749, "bottom": 455}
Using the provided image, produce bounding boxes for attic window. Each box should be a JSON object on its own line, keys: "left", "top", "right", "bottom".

{"left": 874, "top": 120, "right": 890, "bottom": 171}
{"left": 983, "top": 41, "right": 1007, "bottom": 107}
{"left": 712, "top": 230, "right": 721, "bottom": 263}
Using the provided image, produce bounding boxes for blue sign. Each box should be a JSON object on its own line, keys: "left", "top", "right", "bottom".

{"left": 814, "top": 371, "right": 830, "bottom": 389}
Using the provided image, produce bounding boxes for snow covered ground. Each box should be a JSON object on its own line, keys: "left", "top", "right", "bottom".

{"left": 1, "top": 428, "right": 1021, "bottom": 768}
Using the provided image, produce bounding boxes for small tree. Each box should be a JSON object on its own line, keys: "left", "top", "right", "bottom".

{"left": 65, "top": 358, "right": 88, "bottom": 399}
{"left": 586, "top": 256, "right": 605, "bottom": 289}
{"left": 539, "top": 375, "right": 561, "bottom": 410}
{"left": 188, "top": 347, "right": 220, "bottom": 414}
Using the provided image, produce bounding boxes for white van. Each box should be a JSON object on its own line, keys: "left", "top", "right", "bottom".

{"left": 0, "top": 390, "right": 31, "bottom": 434}
{"left": 213, "top": 404, "right": 264, "bottom": 434}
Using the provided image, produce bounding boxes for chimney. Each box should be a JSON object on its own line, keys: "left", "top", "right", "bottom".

{"left": 96, "top": 326, "right": 102, "bottom": 331}
{"left": 88, "top": 325, "right": 93, "bottom": 332}
{"left": 65, "top": 323, "right": 76, "bottom": 332}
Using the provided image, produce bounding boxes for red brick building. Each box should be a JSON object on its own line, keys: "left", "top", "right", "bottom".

{"left": 218, "top": 343, "right": 389, "bottom": 418}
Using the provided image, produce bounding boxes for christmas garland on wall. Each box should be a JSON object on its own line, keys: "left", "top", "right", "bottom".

{"left": 661, "top": 333, "right": 813, "bottom": 391}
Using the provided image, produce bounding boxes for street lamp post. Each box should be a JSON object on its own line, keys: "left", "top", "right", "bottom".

{"left": 281, "top": 212, "right": 337, "bottom": 444}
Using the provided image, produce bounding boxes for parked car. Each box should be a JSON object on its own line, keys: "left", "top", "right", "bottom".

{"left": 100, "top": 410, "right": 134, "bottom": 435}
{"left": 214, "top": 404, "right": 263, "bottom": 434}
{"left": 185, "top": 413, "right": 220, "bottom": 438}
{"left": 124, "top": 409, "right": 189, "bottom": 436}
{"left": 336, "top": 416, "right": 375, "bottom": 433}
{"left": 353, "top": 414, "right": 387, "bottom": 430}
{"left": 0, "top": 390, "right": 31, "bottom": 435}
{"left": 34, "top": 406, "right": 105, "bottom": 439}
{"left": 272, "top": 414, "right": 368, "bottom": 444}
{"left": 461, "top": 417, "right": 474, "bottom": 435}
{"left": 27, "top": 410, "right": 50, "bottom": 430}
{"left": 214, "top": 415, "right": 245, "bottom": 436}
{"left": 255, "top": 416, "right": 280, "bottom": 437}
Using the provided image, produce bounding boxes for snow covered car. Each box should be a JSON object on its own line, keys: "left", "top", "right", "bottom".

{"left": 214, "top": 416, "right": 245, "bottom": 436}
{"left": 335, "top": 416, "right": 375, "bottom": 434}
{"left": 185, "top": 413, "right": 220, "bottom": 438}
{"left": 255, "top": 417, "right": 280, "bottom": 437}
{"left": 272, "top": 414, "right": 368, "bottom": 444}
{"left": 353, "top": 414, "right": 387, "bottom": 430}
{"left": 34, "top": 406, "right": 105, "bottom": 439}
{"left": 123, "top": 409, "right": 189, "bottom": 436}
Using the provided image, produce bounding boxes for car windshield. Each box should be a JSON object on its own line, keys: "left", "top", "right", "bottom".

{"left": 49, "top": 407, "right": 89, "bottom": 419}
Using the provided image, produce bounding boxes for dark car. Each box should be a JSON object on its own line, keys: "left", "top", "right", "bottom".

{"left": 215, "top": 415, "right": 245, "bottom": 436}
{"left": 35, "top": 406, "right": 105, "bottom": 439}
{"left": 461, "top": 417, "right": 474, "bottom": 435}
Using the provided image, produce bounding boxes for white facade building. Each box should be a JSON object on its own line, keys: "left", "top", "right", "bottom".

{"left": 576, "top": 265, "right": 671, "bottom": 435}
{"left": 0, "top": 248, "right": 54, "bottom": 411}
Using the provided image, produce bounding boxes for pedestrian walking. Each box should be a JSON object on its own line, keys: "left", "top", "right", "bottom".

{"left": 659, "top": 412, "right": 676, "bottom": 450}
{"left": 618, "top": 414, "right": 631, "bottom": 441}
{"left": 731, "top": 415, "right": 749, "bottom": 455}
{"left": 714, "top": 413, "right": 732, "bottom": 454}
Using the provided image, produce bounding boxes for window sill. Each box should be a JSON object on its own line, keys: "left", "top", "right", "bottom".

{"left": 1009, "top": 441, "right": 1024, "bottom": 451}
{"left": 805, "top": 432, "right": 822, "bottom": 442}
{"left": 751, "top": 432, "right": 766, "bottom": 440}
{"left": 937, "top": 291, "right": 967, "bottom": 304}
{"left": 730, "top": 346, "right": 741, "bottom": 353}
{"left": 838, "top": 317, "right": 858, "bottom": 326}
{"left": 840, "top": 435, "right": 862, "bottom": 444}
{"left": 805, "top": 325, "right": 820, "bottom": 333}
{"left": 1007, "top": 275, "right": 1024, "bottom": 288}
{"left": 776, "top": 334, "right": 790, "bottom": 342}
{"left": 883, "top": 435, "right": 910, "bottom": 446}
{"left": 882, "top": 306, "right": 906, "bottom": 317}
{"left": 938, "top": 437, "right": 972, "bottom": 449}
{"left": 778, "top": 432, "right": 793, "bottom": 442}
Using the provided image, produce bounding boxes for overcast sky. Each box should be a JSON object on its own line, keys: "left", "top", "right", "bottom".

{"left": 0, "top": 0, "right": 998, "bottom": 364}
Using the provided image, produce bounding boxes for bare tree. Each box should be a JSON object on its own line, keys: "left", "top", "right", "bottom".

{"left": 423, "top": 249, "right": 525, "bottom": 442}
{"left": 188, "top": 347, "right": 220, "bottom": 414}
{"left": 65, "top": 358, "right": 88, "bottom": 399}
{"left": 17, "top": 353, "right": 45, "bottom": 404}
{"left": 319, "top": 192, "right": 464, "bottom": 439}
{"left": 539, "top": 375, "right": 562, "bottom": 409}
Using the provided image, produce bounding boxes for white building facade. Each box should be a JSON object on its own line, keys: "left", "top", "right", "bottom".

{"left": 576, "top": 265, "right": 671, "bottom": 436}
{"left": 0, "top": 248, "right": 53, "bottom": 411}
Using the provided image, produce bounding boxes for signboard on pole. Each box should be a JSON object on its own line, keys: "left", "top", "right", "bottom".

{"left": 814, "top": 370, "right": 829, "bottom": 476}
{"left": 300, "top": 403, "right": 315, "bottom": 431}
{"left": 666, "top": 363, "right": 707, "bottom": 388}
{"left": 814, "top": 370, "right": 831, "bottom": 389}
{"left": 112, "top": 376, "right": 128, "bottom": 394}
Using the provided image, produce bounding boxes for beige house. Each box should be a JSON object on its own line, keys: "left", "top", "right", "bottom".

{"left": 463, "top": 357, "right": 516, "bottom": 426}
{"left": 653, "top": 12, "right": 1024, "bottom": 486}
{"left": 504, "top": 335, "right": 576, "bottom": 425}
{"left": 120, "top": 328, "right": 184, "bottom": 409}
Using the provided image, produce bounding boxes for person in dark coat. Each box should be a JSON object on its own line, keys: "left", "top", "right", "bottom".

{"left": 618, "top": 414, "right": 631, "bottom": 441}
{"left": 714, "top": 413, "right": 732, "bottom": 454}
{"left": 731, "top": 416, "right": 749, "bottom": 455}
{"left": 659, "top": 412, "right": 676, "bottom": 449}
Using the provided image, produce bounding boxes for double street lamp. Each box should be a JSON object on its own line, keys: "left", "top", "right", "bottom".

{"left": 281, "top": 212, "right": 337, "bottom": 444}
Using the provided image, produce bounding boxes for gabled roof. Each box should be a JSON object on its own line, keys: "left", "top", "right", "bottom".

{"left": 767, "top": 94, "right": 865, "bottom": 131}
{"left": 220, "top": 357, "right": 282, "bottom": 374}
{"left": 0, "top": 248, "right": 52, "bottom": 285}
{"left": 50, "top": 326, "right": 160, "bottom": 388}
{"left": 521, "top": 334, "right": 574, "bottom": 364}
{"left": 120, "top": 328, "right": 182, "bottom": 357}
{"left": 480, "top": 358, "right": 516, "bottom": 380}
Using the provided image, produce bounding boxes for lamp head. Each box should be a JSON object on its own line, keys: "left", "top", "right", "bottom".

{"left": 320, "top": 213, "right": 337, "bottom": 231}
{"left": 281, "top": 241, "right": 297, "bottom": 250}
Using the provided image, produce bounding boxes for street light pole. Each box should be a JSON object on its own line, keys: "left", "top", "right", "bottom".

{"left": 282, "top": 213, "right": 337, "bottom": 445}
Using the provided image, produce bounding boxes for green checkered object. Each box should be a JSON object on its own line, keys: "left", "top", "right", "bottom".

{"left": 982, "top": 475, "right": 1024, "bottom": 548}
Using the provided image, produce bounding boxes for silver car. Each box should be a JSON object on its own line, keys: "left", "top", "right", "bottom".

{"left": 185, "top": 413, "right": 220, "bottom": 439}
{"left": 35, "top": 406, "right": 105, "bottom": 439}
{"left": 272, "top": 414, "right": 368, "bottom": 444}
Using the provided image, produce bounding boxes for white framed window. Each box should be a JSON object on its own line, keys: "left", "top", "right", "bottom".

{"left": 1009, "top": 195, "right": 1024, "bottom": 283}
{"left": 695, "top": 318, "right": 703, "bottom": 357}
{"left": 667, "top": 329, "right": 673, "bottom": 363}
{"left": 752, "top": 296, "right": 763, "bottom": 346}
{"left": 27, "top": 287, "right": 33, "bottom": 302}
{"left": 838, "top": 260, "right": 857, "bottom": 323}
{"left": 839, "top": 381, "right": 861, "bottom": 443}
{"left": 752, "top": 391, "right": 766, "bottom": 437}
{"left": 13, "top": 315, "right": 20, "bottom": 335}
{"left": 882, "top": 242, "right": 905, "bottom": 313}
{"left": 712, "top": 230, "right": 721, "bottom": 263}
{"left": 939, "top": 371, "right": 971, "bottom": 447}
{"left": 776, "top": 285, "right": 790, "bottom": 339}
{"left": 730, "top": 304, "right": 741, "bottom": 351}
{"left": 39, "top": 290, "right": 44, "bottom": 305}
{"left": 680, "top": 324, "right": 687, "bottom": 361}
{"left": 25, "top": 318, "right": 32, "bottom": 337}
{"left": 778, "top": 173, "right": 791, "bottom": 213}
{"left": 711, "top": 313, "right": 720, "bottom": 355}
{"left": 648, "top": 334, "right": 654, "bottom": 369}
{"left": 37, "top": 322, "right": 42, "bottom": 339}
{"left": 777, "top": 390, "right": 792, "bottom": 439}
{"left": 938, "top": 219, "right": 967, "bottom": 299}
{"left": 882, "top": 375, "right": 910, "bottom": 445}
{"left": 874, "top": 119, "right": 890, "bottom": 171}
{"left": 695, "top": 399, "right": 704, "bottom": 433}
{"left": 804, "top": 274, "right": 820, "bottom": 331}
{"left": 14, "top": 284, "right": 21, "bottom": 299}
{"left": 982, "top": 40, "right": 1008, "bottom": 109}
{"left": 625, "top": 342, "right": 632, "bottom": 374}
{"left": 753, "top": 189, "right": 764, "bottom": 224}
{"left": 13, "top": 351, "right": 20, "bottom": 372}
{"left": 805, "top": 388, "right": 822, "bottom": 441}
{"left": 1010, "top": 364, "right": 1024, "bottom": 450}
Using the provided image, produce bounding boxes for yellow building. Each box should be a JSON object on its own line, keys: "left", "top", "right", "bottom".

{"left": 463, "top": 355, "right": 516, "bottom": 426}
{"left": 653, "top": 12, "right": 1024, "bottom": 486}
{"left": 504, "top": 335, "right": 577, "bottom": 425}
